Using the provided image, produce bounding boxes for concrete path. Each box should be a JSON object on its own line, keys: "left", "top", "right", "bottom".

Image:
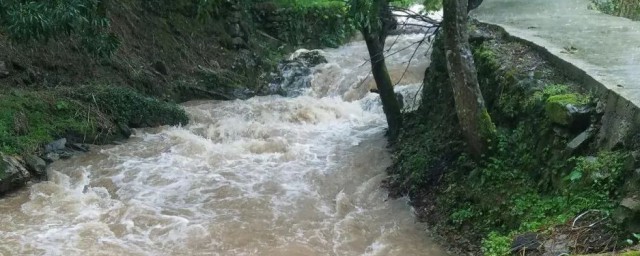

{"left": 472, "top": 0, "right": 640, "bottom": 106}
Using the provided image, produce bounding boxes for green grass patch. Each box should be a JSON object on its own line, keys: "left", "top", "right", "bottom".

{"left": 0, "top": 91, "right": 95, "bottom": 154}
{"left": 0, "top": 86, "right": 188, "bottom": 156}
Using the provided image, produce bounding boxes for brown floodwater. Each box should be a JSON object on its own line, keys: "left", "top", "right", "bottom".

{"left": 0, "top": 32, "right": 447, "bottom": 256}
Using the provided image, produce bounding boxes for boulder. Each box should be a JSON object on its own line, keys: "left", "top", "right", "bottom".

{"left": 545, "top": 93, "right": 592, "bottom": 129}
{"left": 566, "top": 126, "right": 596, "bottom": 153}
{"left": 614, "top": 194, "right": 640, "bottom": 234}
{"left": 290, "top": 49, "right": 328, "bottom": 67}
{"left": 0, "top": 153, "right": 31, "bottom": 194}
{"left": 69, "top": 143, "right": 90, "bottom": 152}
{"left": 23, "top": 154, "right": 46, "bottom": 177}
{"left": 44, "top": 138, "right": 67, "bottom": 153}
{"left": 43, "top": 152, "right": 60, "bottom": 162}
{"left": 542, "top": 234, "right": 570, "bottom": 256}
{"left": 511, "top": 232, "right": 543, "bottom": 253}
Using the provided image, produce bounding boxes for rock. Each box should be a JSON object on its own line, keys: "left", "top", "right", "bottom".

{"left": 44, "top": 138, "right": 67, "bottom": 153}
{"left": 290, "top": 49, "right": 328, "bottom": 67}
{"left": 469, "top": 29, "right": 493, "bottom": 43}
{"left": 43, "top": 152, "right": 60, "bottom": 163}
{"left": 0, "top": 61, "right": 9, "bottom": 78}
{"left": 152, "top": 61, "right": 168, "bottom": 75}
{"left": 118, "top": 122, "right": 132, "bottom": 138}
{"left": 621, "top": 196, "right": 640, "bottom": 212}
{"left": 23, "top": 154, "right": 46, "bottom": 177}
{"left": 566, "top": 127, "right": 595, "bottom": 152}
{"left": 59, "top": 151, "right": 74, "bottom": 160}
{"left": 268, "top": 59, "right": 312, "bottom": 97}
{"left": 545, "top": 94, "right": 592, "bottom": 129}
{"left": 0, "top": 153, "right": 31, "bottom": 194}
{"left": 542, "top": 234, "right": 570, "bottom": 256}
{"left": 511, "top": 232, "right": 542, "bottom": 253}
{"left": 614, "top": 194, "right": 640, "bottom": 234}
{"left": 69, "top": 143, "right": 90, "bottom": 152}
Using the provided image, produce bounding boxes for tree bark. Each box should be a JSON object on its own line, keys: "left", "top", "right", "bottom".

{"left": 442, "top": 0, "right": 495, "bottom": 159}
{"left": 364, "top": 36, "right": 403, "bottom": 141}
{"left": 361, "top": 0, "right": 402, "bottom": 141}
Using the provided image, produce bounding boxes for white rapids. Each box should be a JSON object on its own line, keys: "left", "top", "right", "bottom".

{"left": 0, "top": 32, "right": 446, "bottom": 256}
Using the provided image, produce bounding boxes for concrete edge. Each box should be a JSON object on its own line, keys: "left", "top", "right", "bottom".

{"left": 475, "top": 20, "right": 640, "bottom": 150}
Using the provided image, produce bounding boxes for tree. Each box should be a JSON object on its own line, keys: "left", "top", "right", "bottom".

{"left": 442, "top": 0, "right": 495, "bottom": 159}
{"left": 349, "top": 0, "right": 403, "bottom": 141}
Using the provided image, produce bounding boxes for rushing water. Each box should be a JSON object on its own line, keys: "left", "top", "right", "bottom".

{"left": 0, "top": 32, "right": 446, "bottom": 256}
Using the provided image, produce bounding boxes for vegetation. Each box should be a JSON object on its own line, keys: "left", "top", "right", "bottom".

{"left": 0, "top": 0, "right": 118, "bottom": 56}
{"left": 591, "top": 0, "right": 640, "bottom": 20}
{"left": 0, "top": 87, "right": 187, "bottom": 156}
{"left": 388, "top": 22, "right": 637, "bottom": 255}
{"left": 254, "top": 1, "right": 355, "bottom": 47}
{"left": 442, "top": 0, "right": 495, "bottom": 159}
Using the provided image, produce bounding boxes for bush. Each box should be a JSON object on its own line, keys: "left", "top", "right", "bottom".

{"left": 253, "top": 1, "right": 355, "bottom": 47}
{"left": 70, "top": 86, "right": 188, "bottom": 128}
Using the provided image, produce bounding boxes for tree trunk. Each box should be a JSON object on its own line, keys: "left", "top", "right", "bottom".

{"left": 360, "top": 0, "right": 402, "bottom": 141}
{"left": 364, "top": 36, "right": 403, "bottom": 141}
{"left": 442, "top": 0, "right": 495, "bottom": 159}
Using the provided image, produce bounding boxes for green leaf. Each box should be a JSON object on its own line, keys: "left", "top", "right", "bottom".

{"left": 567, "top": 170, "right": 583, "bottom": 182}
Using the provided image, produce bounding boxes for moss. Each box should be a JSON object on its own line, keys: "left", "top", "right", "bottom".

{"left": 545, "top": 93, "right": 590, "bottom": 125}
{"left": 479, "top": 108, "right": 497, "bottom": 143}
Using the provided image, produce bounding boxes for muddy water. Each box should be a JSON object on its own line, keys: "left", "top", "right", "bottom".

{"left": 0, "top": 33, "right": 446, "bottom": 256}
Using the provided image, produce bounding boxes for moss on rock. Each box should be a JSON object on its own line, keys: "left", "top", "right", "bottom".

{"left": 545, "top": 93, "right": 591, "bottom": 126}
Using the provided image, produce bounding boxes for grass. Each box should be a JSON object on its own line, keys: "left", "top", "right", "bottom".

{"left": 0, "top": 91, "right": 94, "bottom": 154}
{"left": 0, "top": 86, "right": 188, "bottom": 156}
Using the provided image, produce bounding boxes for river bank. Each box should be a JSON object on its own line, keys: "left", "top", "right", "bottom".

{"left": 0, "top": 0, "right": 359, "bottom": 195}
{"left": 386, "top": 22, "right": 640, "bottom": 255}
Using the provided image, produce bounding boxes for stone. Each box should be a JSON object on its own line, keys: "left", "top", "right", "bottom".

{"left": 566, "top": 127, "right": 595, "bottom": 152}
{"left": 511, "top": 232, "right": 542, "bottom": 253}
{"left": 0, "top": 153, "right": 31, "bottom": 194}
{"left": 545, "top": 94, "right": 592, "bottom": 129}
{"left": 0, "top": 61, "right": 9, "bottom": 78}
{"left": 118, "top": 122, "right": 132, "bottom": 138}
{"left": 290, "top": 49, "right": 328, "bottom": 67}
{"left": 44, "top": 138, "right": 67, "bottom": 153}
{"left": 542, "top": 234, "right": 570, "bottom": 256}
{"left": 69, "top": 143, "right": 90, "bottom": 152}
{"left": 621, "top": 197, "right": 640, "bottom": 212}
{"left": 23, "top": 154, "right": 46, "bottom": 177}
{"left": 59, "top": 151, "right": 74, "bottom": 160}
{"left": 43, "top": 152, "right": 60, "bottom": 163}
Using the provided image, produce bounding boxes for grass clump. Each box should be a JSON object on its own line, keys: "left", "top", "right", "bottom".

{"left": 70, "top": 86, "right": 188, "bottom": 128}
{"left": 0, "top": 91, "right": 95, "bottom": 154}
{"left": 0, "top": 86, "right": 188, "bottom": 156}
